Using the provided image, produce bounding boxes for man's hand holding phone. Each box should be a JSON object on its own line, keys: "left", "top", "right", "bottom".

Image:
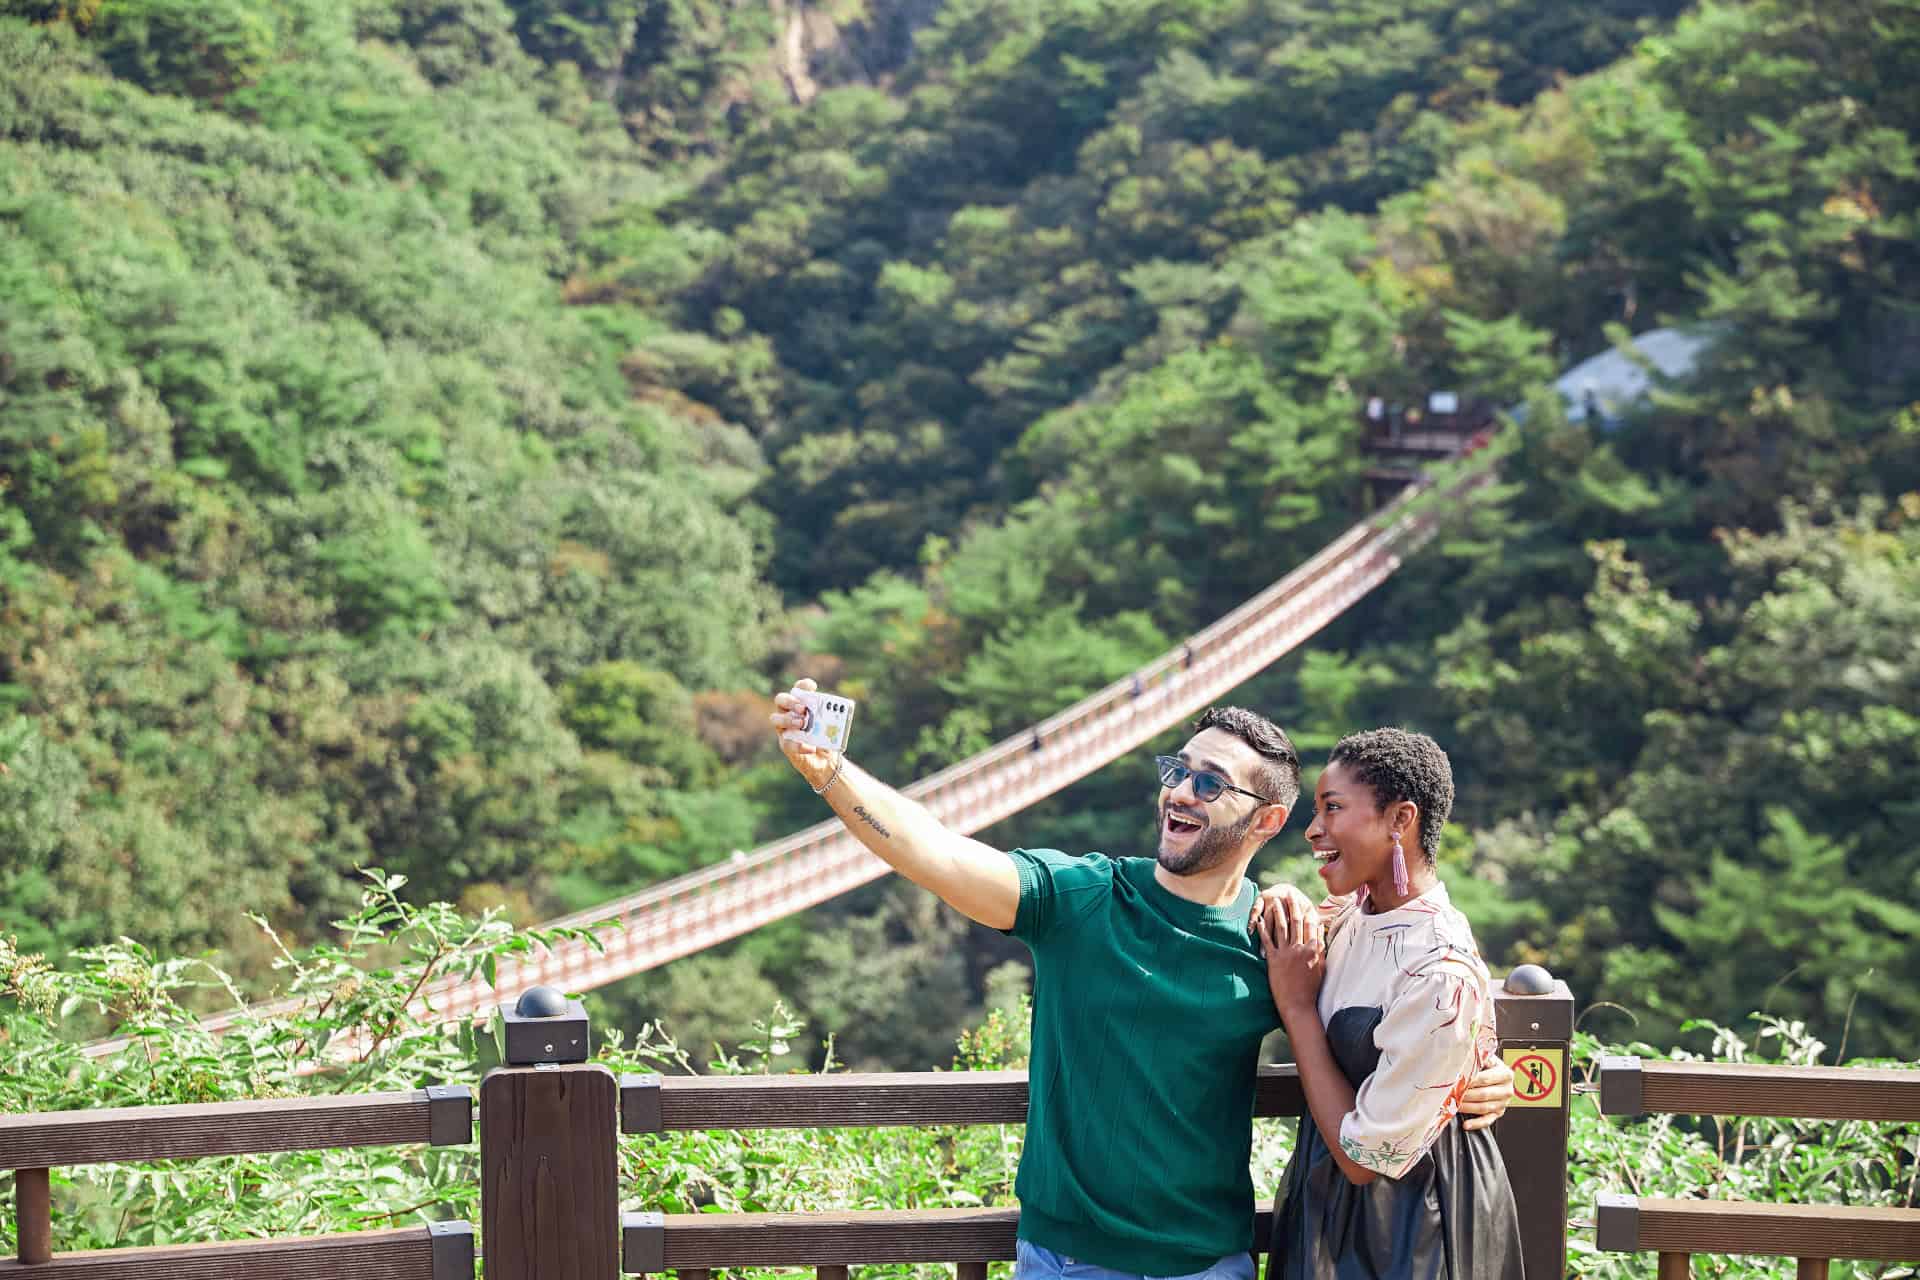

{"left": 771, "top": 678, "right": 856, "bottom": 792}
{"left": 769, "top": 677, "right": 1016, "bottom": 929}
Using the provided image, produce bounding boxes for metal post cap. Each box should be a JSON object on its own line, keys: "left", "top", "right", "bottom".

{"left": 1504, "top": 963, "right": 1555, "bottom": 994}
{"left": 515, "top": 985, "right": 570, "bottom": 1017}
{"left": 501, "top": 987, "right": 590, "bottom": 1064}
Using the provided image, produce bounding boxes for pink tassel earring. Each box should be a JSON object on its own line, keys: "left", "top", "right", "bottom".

{"left": 1391, "top": 830, "right": 1410, "bottom": 896}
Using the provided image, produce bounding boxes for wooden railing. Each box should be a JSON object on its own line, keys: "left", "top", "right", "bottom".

{"left": 1594, "top": 1057, "right": 1920, "bottom": 1279}
{"left": 9, "top": 973, "right": 1568, "bottom": 1277}
{"left": 605, "top": 974, "right": 1570, "bottom": 1280}
{"left": 613, "top": 1069, "right": 1298, "bottom": 1277}
{"left": 23, "top": 985, "right": 1920, "bottom": 1278}
{"left": 0, "top": 1089, "right": 474, "bottom": 1277}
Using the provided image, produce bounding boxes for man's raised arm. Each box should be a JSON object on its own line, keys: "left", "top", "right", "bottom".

{"left": 772, "top": 678, "right": 1020, "bottom": 930}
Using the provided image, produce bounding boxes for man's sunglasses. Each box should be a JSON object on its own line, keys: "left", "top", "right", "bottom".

{"left": 1155, "top": 755, "right": 1278, "bottom": 806}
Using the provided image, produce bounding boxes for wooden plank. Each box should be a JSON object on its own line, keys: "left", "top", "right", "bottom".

{"left": 481, "top": 1066, "right": 619, "bottom": 1280}
{"left": 16, "top": 1168, "right": 51, "bottom": 1264}
{"left": 1253, "top": 1066, "right": 1307, "bottom": 1119}
{"left": 1366, "top": 436, "right": 1474, "bottom": 456}
{"left": 1797, "top": 1260, "right": 1830, "bottom": 1280}
{"left": 626, "top": 1208, "right": 1278, "bottom": 1268}
{"left": 957, "top": 1264, "right": 989, "bottom": 1280}
{"left": 0, "top": 1090, "right": 460, "bottom": 1169}
{"left": 633, "top": 1066, "right": 1303, "bottom": 1133}
{"left": 0, "top": 1225, "right": 448, "bottom": 1278}
{"left": 649, "top": 1072, "right": 1028, "bottom": 1131}
{"left": 655, "top": 1207, "right": 1018, "bottom": 1265}
{"left": 1657, "top": 1253, "right": 1691, "bottom": 1280}
{"left": 1640, "top": 1062, "right": 1920, "bottom": 1121}
{"left": 1635, "top": 1200, "right": 1920, "bottom": 1260}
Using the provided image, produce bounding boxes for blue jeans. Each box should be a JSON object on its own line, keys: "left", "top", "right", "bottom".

{"left": 1014, "top": 1239, "right": 1257, "bottom": 1280}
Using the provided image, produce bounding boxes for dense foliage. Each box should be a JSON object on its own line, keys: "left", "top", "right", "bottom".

{"left": 0, "top": 0, "right": 779, "bottom": 972}
{"left": 2, "top": 0, "right": 1918, "bottom": 1086}
{"left": 2, "top": 895, "right": 1914, "bottom": 1278}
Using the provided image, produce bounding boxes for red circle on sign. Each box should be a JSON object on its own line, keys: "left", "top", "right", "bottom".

{"left": 1512, "top": 1053, "right": 1557, "bottom": 1101}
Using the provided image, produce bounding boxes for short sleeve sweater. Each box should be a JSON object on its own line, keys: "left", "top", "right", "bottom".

{"left": 1004, "top": 848, "right": 1282, "bottom": 1274}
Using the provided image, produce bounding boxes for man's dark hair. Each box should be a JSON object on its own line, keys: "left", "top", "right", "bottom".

{"left": 1194, "top": 706, "right": 1301, "bottom": 809}
{"left": 1326, "top": 727, "right": 1454, "bottom": 863}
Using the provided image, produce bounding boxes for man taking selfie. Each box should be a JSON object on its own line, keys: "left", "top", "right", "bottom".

{"left": 771, "top": 678, "right": 1514, "bottom": 1280}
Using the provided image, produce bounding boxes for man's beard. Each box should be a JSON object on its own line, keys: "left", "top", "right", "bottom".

{"left": 1157, "top": 804, "right": 1255, "bottom": 876}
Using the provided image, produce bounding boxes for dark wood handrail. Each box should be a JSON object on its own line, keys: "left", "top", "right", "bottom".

{"left": 1597, "top": 1056, "right": 1920, "bottom": 1121}
{"left": 0, "top": 1222, "right": 473, "bottom": 1278}
{"left": 0, "top": 1086, "right": 471, "bottom": 1169}
{"left": 620, "top": 1065, "right": 1307, "bottom": 1133}
{"left": 621, "top": 1208, "right": 1279, "bottom": 1272}
{"left": 1597, "top": 1194, "right": 1920, "bottom": 1261}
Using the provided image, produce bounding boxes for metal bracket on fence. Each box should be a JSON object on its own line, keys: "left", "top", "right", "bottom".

{"left": 621, "top": 1073, "right": 663, "bottom": 1134}
{"left": 1594, "top": 1192, "right": 1639, "bottom": 1251}
{"left": 623, "top": 1210, "right": 665, "bottom": 1274}
{"left": 429, "top": 1219, "right": 476, "bottom": 1280}
{"left": 424, "top": 1084, "right": 473, "bottom": 1145}
{"left": 1598, "top": 1055, "right": 1644, "bottom": 1116}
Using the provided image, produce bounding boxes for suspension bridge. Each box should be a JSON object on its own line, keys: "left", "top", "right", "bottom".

{"left": 84, "top": 454, "right": 1491, "bottom": 1061}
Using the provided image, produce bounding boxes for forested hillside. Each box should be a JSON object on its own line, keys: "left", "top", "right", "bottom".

{"left": 3, "top": 0, "right": 1917, "bottom": 1066}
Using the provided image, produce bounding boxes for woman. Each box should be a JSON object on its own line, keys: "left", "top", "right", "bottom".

{"left": 1256, "top": 728, "right": 1523, "bottom": 1280}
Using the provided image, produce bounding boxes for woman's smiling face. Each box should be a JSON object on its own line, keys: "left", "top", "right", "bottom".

{"left": 1303, "top": 760, "right": 1402, "bottom": 897}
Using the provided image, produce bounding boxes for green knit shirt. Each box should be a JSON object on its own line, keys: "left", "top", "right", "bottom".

{"left": 1005, "top": 848, "right": 1280, "bottom": 1274}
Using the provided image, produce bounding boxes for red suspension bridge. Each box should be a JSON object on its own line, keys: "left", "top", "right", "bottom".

{"left": 86, "top": 454, "right": 1488, "bottom": 1061}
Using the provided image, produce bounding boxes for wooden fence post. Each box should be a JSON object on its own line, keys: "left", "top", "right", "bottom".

{"left": 482, "top": 987, "right": 618, "bottom": 1280}
{"left": 16, "top": 1167, "right": 52, "bottom": 1264}
{"left": 1493, "top": 965, "right": 1573, "bottom": 1280}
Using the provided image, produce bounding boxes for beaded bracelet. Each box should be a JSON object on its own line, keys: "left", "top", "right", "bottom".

{"left": 812, "top": 753, "right": 846, "bottom": 796}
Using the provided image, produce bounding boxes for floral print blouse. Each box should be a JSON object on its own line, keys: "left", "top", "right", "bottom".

{"left": 1315, "top": 880, "right": 1498, "bottom": 1179}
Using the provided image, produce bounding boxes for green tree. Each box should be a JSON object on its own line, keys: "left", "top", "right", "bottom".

{"left": 92, "top": 0, "right": 277, "bottom": 99}
{"left": 1654, "top": 810, "right": 1920, "bottom": 1047}
{"left": 560, "top": 661, "right": 720, "bottom": 785}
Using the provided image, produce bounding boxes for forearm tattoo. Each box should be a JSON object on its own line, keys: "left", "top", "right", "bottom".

{"left": 852, "top": 805, "right": 892, "bottom": 839}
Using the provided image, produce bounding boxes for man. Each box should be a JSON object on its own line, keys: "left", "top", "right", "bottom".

{"left": 772, "top": 680, "right": 1512, "bottom": 1279}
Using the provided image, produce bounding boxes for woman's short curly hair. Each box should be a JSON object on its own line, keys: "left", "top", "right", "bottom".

{"left": 1326, "top": 727, "right": 1454, "bottom": 864}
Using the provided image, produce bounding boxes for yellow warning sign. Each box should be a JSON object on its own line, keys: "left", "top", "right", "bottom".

{"left": 1502, "top": 1047, "right": 1564, "bottom": 1108}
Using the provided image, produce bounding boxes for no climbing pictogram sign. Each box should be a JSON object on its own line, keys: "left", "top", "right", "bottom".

{"left": 1501, "top": 1047, "right": 1564, "bottom": 1108}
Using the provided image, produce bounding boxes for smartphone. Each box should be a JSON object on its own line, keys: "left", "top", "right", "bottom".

{"left": 790, "top": 689, "right": 856, "bottom": 754}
